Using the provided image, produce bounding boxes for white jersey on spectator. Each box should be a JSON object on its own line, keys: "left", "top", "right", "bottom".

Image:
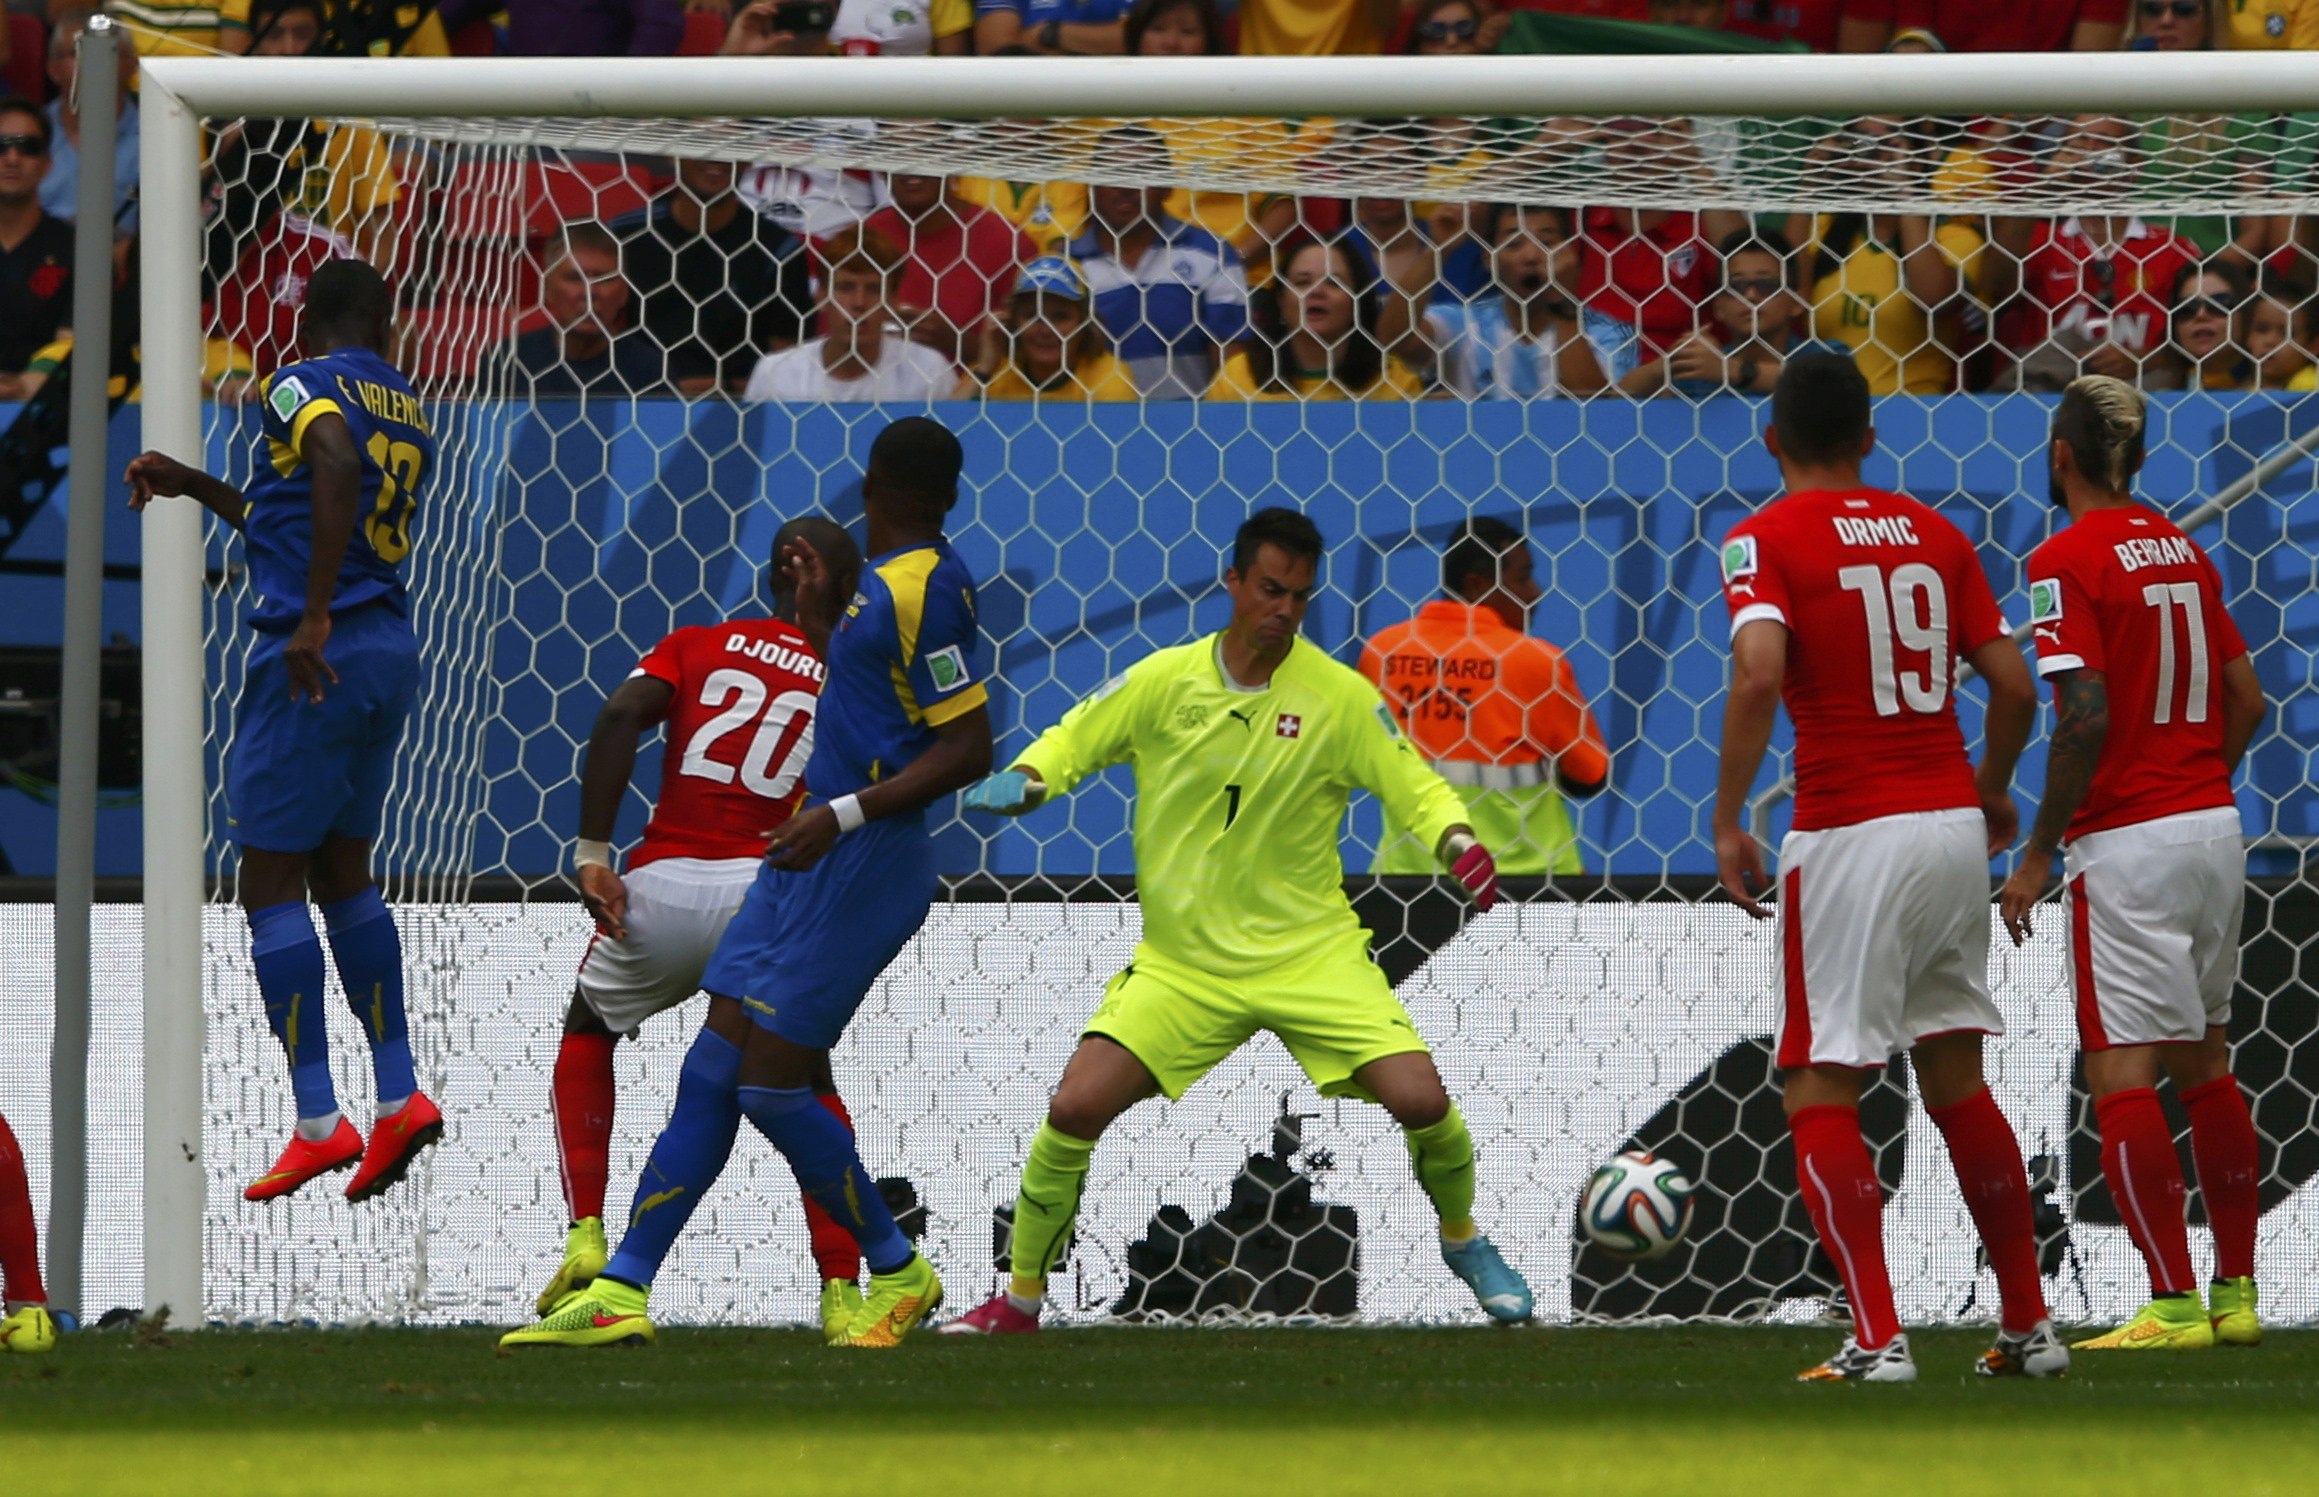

{"left": 1425, "top": 299, "right": 1569, "bottom": 400}
{"left": 741, "top": 335, "right": 955, "bottom": 403}
{"left": 739, "top": 157, "right": 885, "bottom": 239}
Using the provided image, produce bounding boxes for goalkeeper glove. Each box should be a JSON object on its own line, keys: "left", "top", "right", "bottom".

{"left": 1442, "top": 831, "right": 1499, "bottom": 912}
{"left": 963, "top": 769, "right": 1044, "bottom": 815}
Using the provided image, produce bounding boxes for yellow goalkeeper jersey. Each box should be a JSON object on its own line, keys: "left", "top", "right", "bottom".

{"left": 1014, "top": 634, "right": 1469, "bottom": 979}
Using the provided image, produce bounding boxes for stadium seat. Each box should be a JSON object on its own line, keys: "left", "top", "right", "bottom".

{"left": 6, "top": 16, "right": 47, "bottom": 102}
{"left": 678, "top": 8, "right": 725, "bottom": 55}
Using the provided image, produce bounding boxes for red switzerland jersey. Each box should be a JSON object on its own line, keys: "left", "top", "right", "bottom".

{"left": 2002, "top": 217, "right": 2199, "bottom": 363}
{"left": 1722, "top": 488, "right": 2010, "bottom": 832}
{"left": 1890, "top": 0, "right": 2126, "bottom": 52}
{"left": 1577, "top": 207, "right": 1715, "bottom": 359}
{"left": 628, "top": 619, "right": 826, "bottom": 869}
{"left": 2025, "top": 504, "right": 2247, "bottom": 840}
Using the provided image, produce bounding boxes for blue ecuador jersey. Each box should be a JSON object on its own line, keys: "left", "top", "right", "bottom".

{"left": 243, "top": 347, "right": 435, "bottom": 634}
{"left": 809, "top": 540, "right": 987, "bottom": 804}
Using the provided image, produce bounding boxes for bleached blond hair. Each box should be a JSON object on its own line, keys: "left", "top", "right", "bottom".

{"left": 2056, "top": 375, "right": 2149, "bottom": 491}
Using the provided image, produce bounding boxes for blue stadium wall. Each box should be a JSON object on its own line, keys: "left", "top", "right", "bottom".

{"left": 4, "top": 393, "right": 2313, "bottom": 879}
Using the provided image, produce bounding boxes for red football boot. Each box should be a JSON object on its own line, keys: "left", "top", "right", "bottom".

{"left": 244, "top": 1118, "right": 364, "bottom": 1202}
{"left": 346, "top": 1093, "right": 444, "bottom": 1203}
{"left": 937, "top": 1294, "right": 1040, "bottom": 1336}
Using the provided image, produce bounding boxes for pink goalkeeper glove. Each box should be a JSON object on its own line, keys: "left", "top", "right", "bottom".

{"left": 1446, "top": 834, "right": 1498, "bottom": 912}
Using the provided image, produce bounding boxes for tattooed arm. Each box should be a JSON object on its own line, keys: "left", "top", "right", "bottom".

{"left": 1997, "top": 669, "right": 2110, "bottom": 945}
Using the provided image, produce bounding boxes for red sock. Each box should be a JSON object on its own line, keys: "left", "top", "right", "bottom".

{"left": 2181, "top": 1075, "right": 2260, "bottom": 1282}
{"left": 552, "top": 1032, "right": 618, "bottom": 1223}
{"left": 1789, "top": 1104, "right": 1900, "bottom": 1349}
{"left": 0, "top": 1111, "right": 46, "bottom": 1306}
{"left": 2096, "top": 1087, "right": 2195, "bottom": 1296}
{"left": 803, "top": 1091, "right": 864, "bottom": 1282}
{"left": 1927, "top": 1087, "right": 2049, "bottom": 1333}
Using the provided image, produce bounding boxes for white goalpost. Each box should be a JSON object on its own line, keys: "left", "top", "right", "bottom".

{"left": 123, "top": 49, "right": 2319, "bottom": 1328}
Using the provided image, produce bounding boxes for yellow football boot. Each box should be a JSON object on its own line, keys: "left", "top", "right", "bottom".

{"left": 2072, "top": 1295, "right": 2214, "bottom": 1351}
{"left": 2209, "top": 1277, "right": 2261, "bottom": 1347}
{"left": 498, "top": 1277, "right": 654, "bottom": 1352}
{"left": 835, "top": 1254, "right": 942, "bottom": 1349}
{"left": 820, "top": 1278, "right": 864, "bottom": 1345}
{"left": 535, "top": 1216, "right": 610, "bottom": 1317}
{"left": 0, "top": 1304, "right": 57, "bottom": 1354}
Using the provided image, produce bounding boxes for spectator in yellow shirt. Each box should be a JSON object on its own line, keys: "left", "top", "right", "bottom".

{"left": 1785, "top": 118, "right": 1983, "bottom": 394}
{"left": 1205, "top": 238, "right": 1425, "bottom": 400}
{"left": 1235, "top": 0, "right": 1401, "bottom": 55}
{"left": 107, "top": 0, "right": 253, "bottom": 61}
{"left": 960, "top": 255, "right": 1142, "bottom": 400}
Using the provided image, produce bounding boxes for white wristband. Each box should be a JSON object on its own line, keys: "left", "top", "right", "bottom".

{"left": 574, "top": 838, "right": 613, "bottom": 872}
{"left": 829, "top": 794, "right": 867, "bottom": 833}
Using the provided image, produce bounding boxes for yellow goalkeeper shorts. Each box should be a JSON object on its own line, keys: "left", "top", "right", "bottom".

{"left": 1083, "top": 933, "right": 1430, "bottom": 1102}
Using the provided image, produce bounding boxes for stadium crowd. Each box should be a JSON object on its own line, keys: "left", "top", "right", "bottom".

{"left": 2, "top": 0, "right": 2317, "bottom": 406}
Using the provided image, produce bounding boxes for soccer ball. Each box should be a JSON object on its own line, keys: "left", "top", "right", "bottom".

{"left": 1580, "top": 1151, "right": 1696, "bottom": 1261}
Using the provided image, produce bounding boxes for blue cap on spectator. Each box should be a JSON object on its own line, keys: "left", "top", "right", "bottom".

{"left": 1013, "top": 256, "right": 1089, "bottom": 302}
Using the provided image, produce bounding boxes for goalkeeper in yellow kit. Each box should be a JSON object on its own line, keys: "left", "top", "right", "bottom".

{"left": 943, "top": 509, "right": 1530, "bottom": 1333}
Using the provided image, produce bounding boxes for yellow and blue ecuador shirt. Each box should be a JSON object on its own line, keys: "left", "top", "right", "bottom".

{"left": 811, "top": 540, "right": 987, "bottom": 806}
{"left": 1014, "top": 634, "right": 1468, "bottom": 978}
{"left": 245, "top": 347, "right": 432, "bottom": 632}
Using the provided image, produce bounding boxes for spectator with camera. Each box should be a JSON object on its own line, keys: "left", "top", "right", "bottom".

{"left": 1621, "top": 230, "right": 1821, "bottom": 397}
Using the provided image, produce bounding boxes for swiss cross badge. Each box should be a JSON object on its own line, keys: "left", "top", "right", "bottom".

{"left": 1276, "top": 714, "right": 1302, "bottom": 739}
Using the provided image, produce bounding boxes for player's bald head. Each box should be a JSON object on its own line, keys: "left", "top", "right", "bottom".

{"left": 1769, "top": 350, "right": 1872, "bottom": 466}
{"left": 2052, "top": 375, "right": 2147, "bottom": 496}
{"left": 772, "top": 514, "right": 860, "bottom": 582}
{"left": 864, "top": 416, "right": 964, "bottom": 526}
{"left": 301, "top": 259, "right": 394, "bottom": 353}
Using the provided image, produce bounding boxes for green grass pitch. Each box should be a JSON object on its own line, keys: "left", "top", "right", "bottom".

{"left": 8, "top": 1323, "right": 2316, "bottom": 1495}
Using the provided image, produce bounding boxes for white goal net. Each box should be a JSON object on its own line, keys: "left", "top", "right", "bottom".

{"left": 30, "top": 54, "right": 2319, "bottom": 1330}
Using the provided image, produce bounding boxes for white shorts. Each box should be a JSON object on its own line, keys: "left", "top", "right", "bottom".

{"left": 574, "top": 856, "right": 760, "bottom": 1033}
{"left": 1774, "top": 809, "right": 2002, "bottom": 1070}
{"left": 2063, "top": 807, "right": 2244, "bottom": 1052}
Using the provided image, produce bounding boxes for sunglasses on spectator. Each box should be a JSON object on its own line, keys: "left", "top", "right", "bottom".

{"left": 1725, "top": 276, "right": 1785, "bottom": 298}
{"left": 2137, "top": 0, "right": 2201, "bottom": 16}
{"left": 2174, "top": 296, "right": 2237, "bottom": 319}
{"left": 0, "top": 134, "right": 47, "bottom": 158}
{"left": 1417, "top": 18, "right": 1480, "bottom": 41}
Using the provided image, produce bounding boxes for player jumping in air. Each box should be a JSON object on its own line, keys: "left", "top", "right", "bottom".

{"left": 944, "top": 507, "right": 1527, "bottom": 1335}
{"left": 126, "top": 261, "right": 443, "bottom": 1205}
{"left": 0, "top": 1108, "right": 54, "bottom": 1352}
{"left": 503, "top": 416, "right": 993, "bottom": 1351}
{"left": 1997, "top": 377, "right": 2268, "bottom": 1353}
{"left": 1711, "top": 352, "right": 2063, "bottom": 1383}
{"left": 537, "top": 517, "right": 875, "bottom": 1339}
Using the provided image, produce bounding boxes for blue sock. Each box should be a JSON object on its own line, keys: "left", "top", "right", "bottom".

{"left": 248, "top": 902, "right": 336, "bottom": 1122}
{"left": 319, "top": 888, "right": 416, "bottom": 1108}
{"left": 738, "top": 1085, "right": 912, "bottom": 1275}
{"left": 603, "top": 1030, "right": 743, "bottom": 1290}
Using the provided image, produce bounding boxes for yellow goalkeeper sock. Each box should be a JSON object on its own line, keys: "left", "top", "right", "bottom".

{"left": 1405, "top": 1106, "right": 1476, "bottom": 1238}
{"left": 1008, "top": 1121, "right": 1096, "bottom": 1302}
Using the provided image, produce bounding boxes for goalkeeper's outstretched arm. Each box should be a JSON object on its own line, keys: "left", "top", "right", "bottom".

{"left": 965, "top": 664, "right": 1149, "bottom": 816}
